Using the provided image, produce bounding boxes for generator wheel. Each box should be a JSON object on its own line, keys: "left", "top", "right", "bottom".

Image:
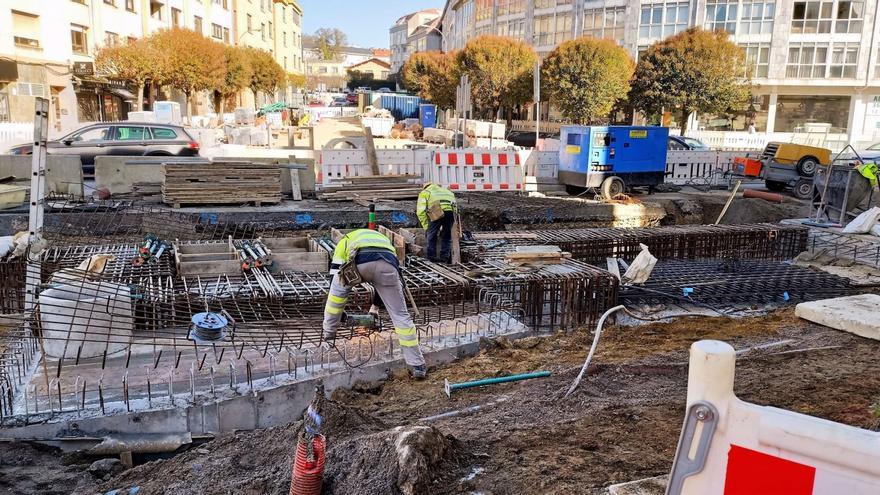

{"left": 793, "top": 179, "right": 814, "bottom": 200}
{"left": 765, "top": 180, "right": 786, "bottom": 192}
{"left": 796, "top": 156, "right": 819, "bottom": 176}
{"left": 601, "top": 176, "right": 625, "bottom": 200}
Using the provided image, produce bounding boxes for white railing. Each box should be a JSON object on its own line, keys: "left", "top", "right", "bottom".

{"left": 0, "top": 122, "right": 33, "bottom": 152}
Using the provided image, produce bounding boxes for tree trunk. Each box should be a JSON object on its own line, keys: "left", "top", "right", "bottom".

{"left": 218, "top": 94, "right": 225, "bottom": 119}
{"left": 253, "top": 87, "right": 259, "bottom": 110}
{"left": 680, "top": 109, "right": 690, "bottom": 136}
{"left": 136, "top": 82, "right": 145, "bottom": 112}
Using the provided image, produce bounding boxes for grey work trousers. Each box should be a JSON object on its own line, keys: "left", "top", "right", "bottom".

{"left": 323, "top": 260, "right": 425, "bottom": 367}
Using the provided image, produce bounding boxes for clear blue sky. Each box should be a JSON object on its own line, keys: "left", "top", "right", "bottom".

{"left": 299, "top": 0, "right": 443, "bottom": 48}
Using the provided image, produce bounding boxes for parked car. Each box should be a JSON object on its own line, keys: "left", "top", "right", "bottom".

{"left": 377, "top": 87, "right": 392, "bottom": 93}
{"left": 346, "top": 93, "right": 359, "bottom": 104}
{"left": 857, "top": 142, "right": 880, "bottom": 162}
{"left": 6, "top": 122, "right": 200, "bottom": 176}
{"left": 330, "top": 97, "right": 349, "bottom": 107}
{"left": 668, "top": 135, "right": 711, "bottom": 150}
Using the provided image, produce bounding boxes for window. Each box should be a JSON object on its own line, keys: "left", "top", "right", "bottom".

{"left": 583, "top": 7, "right": 625, "bottom": 43}
{"left": 497, "top": 0, "right": 525, "bottom": 17}
{"left": 125, "top": 0, "right": 135, "bottom": 11}
{"left": 774, "top": 95, "right": 849, "bottom": 132}
{"left": 534, "top": 12, "right": 572, "bottom": 46}
{"left": 223, "top": 27, "right": 230, "bottom": 43}
{"left": 71, "top": 0, "right": 87, "bottom": 4}
{"left": 115, "top": 126, "right": 147, "bottom": 140}
{"left": 829, "top": 42, "right": 859, "bottom": 77}
{"left": 498, "top": 19, "right": 525, "bottom": 39}
{"left": 212, "top": 23, "right": 223, "bottom": 39}
{"left": 72, "top": 126, "right": 111, "bottom": 142}
{"left": 284, "top": 56, "right": 288, "bottom": 69}
{"left": 149, "top": 1, "right": 163, "bottom": 20}
{"left": 475, "top": 0, "right": 492, "bottom": 21}
{"left": 150, "top": 127, "right": 178, "bottom": 139}
{"left": 333, "top": 66, "right": 339, "bottom": 74}
{"left": 16, "top": 82, "right": 46, "bottom": 97}
{"left": 535, "top": 0, "right": 572, "bottom": 9}
{"left": 706, "top": 0, "right": 738, "bottom": 34}
{"left": 104, "top": 0, "right": 115, "bottom": 6}
{"left": 12, "top": 11, "right": 41, "bottom": 49}
{"left": 105, "top": 31, "right": 119, "bottom": 46}
{"left": 213, "top": 0, "right": 228, "bottom": 8}
{"left": 171, "top": 8, "right": 182, "bottom": 27}
{"left": 247, "top": 14, "right": 253, "bottom": 33}
{"left": 834, "top": 1, "right": 863, "bottom": 33}
{"left": 786, "top": 42, "right": 829, "bottom": 78}
{"left": 742, "top": 43, "right": 770, "bottom": 77}
{"left": 791, "top": 1, "right": 833, "bottom": 34}
{"left": 261, "top": 23, "right": 266, "bottom": 41}
{"left": 268, "top": 22, "right": 273, "bottom": 39}
{"left": 283, "top": 32, "right": 287, "bottom": 47}
{"left": 739, "top": 1, "right": 774, "bottom": 34}
{"left": 194, "top": 16, "right": 203, "bottom": 33}
{"left": 639, "top": 2, "right": 690, "bottom": 38}
{"left": 71, "top": 24, "right": 88, "bottom": 54}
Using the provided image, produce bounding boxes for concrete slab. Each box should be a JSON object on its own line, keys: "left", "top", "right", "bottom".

{"left": 607, "top": 475, "right": 668, "bottom": 495}
{"left": 795, "top": 294, "right": 880, "bottom": 340}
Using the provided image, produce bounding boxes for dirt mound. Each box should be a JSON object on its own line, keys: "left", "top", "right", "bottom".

{"left": 323, "top": 425, "right": 463, "bottom": 495}
{"left": 87, "top": 399, "right": 389, "bottom": 495}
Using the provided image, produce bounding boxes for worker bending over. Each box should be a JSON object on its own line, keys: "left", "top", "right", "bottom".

{"left": 322, "top": 229, "right": 426, "bottom": 379}
{"left": 416, "top": 182, "right": 457, "bottom": 263}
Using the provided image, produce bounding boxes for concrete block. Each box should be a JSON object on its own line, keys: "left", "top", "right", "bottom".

{"left": 0, "top": 155, "right": 83, "bottom": 196}
{"left": 94, "top": 156, "right": 164, "bottom": 195}
{"left": 795, "top": 294, "right": 880, "bottom": 340}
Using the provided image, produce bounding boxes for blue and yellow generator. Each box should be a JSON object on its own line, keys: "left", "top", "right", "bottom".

{"left": 558, "top": 125, "right": 669, "bottom": 199}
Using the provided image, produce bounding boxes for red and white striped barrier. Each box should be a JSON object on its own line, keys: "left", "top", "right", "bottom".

{"left": 667, "top": 340, "right": 880, "bottom": 495}
{"left": 431, "top": 149, "right": 523, "bottom": 191}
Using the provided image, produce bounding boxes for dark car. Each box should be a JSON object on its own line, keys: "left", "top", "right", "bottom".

{"left": 668, "top": 135, "right": 710, "bottom": 150}
{"left": 7, "top": 122, "right": 200, "bottom": 175}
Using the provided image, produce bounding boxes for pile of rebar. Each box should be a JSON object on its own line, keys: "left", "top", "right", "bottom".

{"left": 620, "top": 260, "right": 862, "bottom": 307}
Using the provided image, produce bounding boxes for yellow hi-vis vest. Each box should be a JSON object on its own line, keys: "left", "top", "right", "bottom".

{"left": 330, "top": 229, "right": 395, "bottom": 272}
{"left": 416, "top": 184, "right": 457, "bottom": 229}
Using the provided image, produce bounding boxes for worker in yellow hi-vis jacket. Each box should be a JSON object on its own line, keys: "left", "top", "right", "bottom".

{"left": 322, "top": 229, "right": 426, "bottom": 379}
{"left": 416, "top": 182, "right": 457, "bottom": 263}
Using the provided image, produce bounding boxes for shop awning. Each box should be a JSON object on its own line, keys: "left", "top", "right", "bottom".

{"left": 110, "top": 88, "right": 137, "bottom": 101}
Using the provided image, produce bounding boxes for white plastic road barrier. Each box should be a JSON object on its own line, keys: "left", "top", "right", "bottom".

{"left": 432, "top": 149, "right": 523, "bottom": 191}
{"left": 667, "top": 340, "right": 880, "bottom": 495}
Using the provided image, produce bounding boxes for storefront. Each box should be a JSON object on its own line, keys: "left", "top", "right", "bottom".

{"left": 72, "top": 63, "right": 135, "bottom": 122}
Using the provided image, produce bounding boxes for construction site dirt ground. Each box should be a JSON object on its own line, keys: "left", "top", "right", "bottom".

{"left": 3, "top": 309, "right": 880, "bottom": 495}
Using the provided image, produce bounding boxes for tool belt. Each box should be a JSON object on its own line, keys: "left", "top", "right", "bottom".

{"left": 337, "top": 259, "right": 363, "bottom": 287}
{"left": 427, "top": 200, "right": 454, "bottom": 222}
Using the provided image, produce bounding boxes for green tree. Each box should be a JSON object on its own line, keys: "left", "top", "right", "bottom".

{"left": 245, "top": 47, "right": 286, "bottom": 108}
{"left": 400, "top": 51, "right": 458, "bottom": 110}
{"left": 95, "top": 38, "right": 167, "bottom": 111}
{"left": 456, "top": 35, "right": 537, "bottom": 124}
{"left": 312, "top": 28, "right": 347, "bottom": 61}
{"left": 629, "top": 28, "right": 751, "bottom": 135}
{"left": 214, "top": 45, "right": 251, "bottom": 115}
{"left": 541, "top": 37, "right": 634, "bottom": 125}
{"left": 151, "top": 28, "right": 226, "bottom": 117}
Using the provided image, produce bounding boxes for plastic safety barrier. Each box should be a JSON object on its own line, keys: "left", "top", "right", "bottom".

{"left": 319, "top": 149, "right": 430, "bottom": 187}
{"left": 667, "top": 340, "right": 880, "bottom": 495}
{"left": 431, "top": 149, "right": 523, "bottom": 191}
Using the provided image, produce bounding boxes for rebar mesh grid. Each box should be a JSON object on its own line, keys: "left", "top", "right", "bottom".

{"left": 619, "top": 260, "right": 865, "bottom": 307}
{"left": 463, "top": 223, "right": 809, "bottom": 264}
{"left": 804, "top": 227, "right": 880, "bottom": 268}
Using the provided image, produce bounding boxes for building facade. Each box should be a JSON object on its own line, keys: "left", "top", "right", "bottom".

{"left": 232, "top": 0, "right": 304, "bottom": 107}
{"left": 439, "top": 0, "right": 880, "bottom": 144}
{"left": 390, "top": 8, "right": 442, "bottom": 75}
{"left": 0, "top": 0, "right": 301, "bottom": 132}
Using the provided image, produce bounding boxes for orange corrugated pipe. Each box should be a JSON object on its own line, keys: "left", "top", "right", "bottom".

{"left": 290, "top": 434, "right": 326, "bottom": 495}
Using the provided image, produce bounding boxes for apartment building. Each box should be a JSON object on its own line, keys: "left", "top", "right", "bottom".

{"left": 0, "top": 0, "right": 301, "bottom": 130}
{"left": 439, "top": 0, "right": 880, "bottom": 144}
{"left": 232, "top": 0, "right": 304, "bottom": 107}
{"left": 389, "top": 8, "right": 442, "bottom": 75}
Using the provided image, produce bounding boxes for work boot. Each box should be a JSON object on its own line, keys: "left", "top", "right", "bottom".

{"left": 409, "top": 365, "right": 427, "bottom": 380}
